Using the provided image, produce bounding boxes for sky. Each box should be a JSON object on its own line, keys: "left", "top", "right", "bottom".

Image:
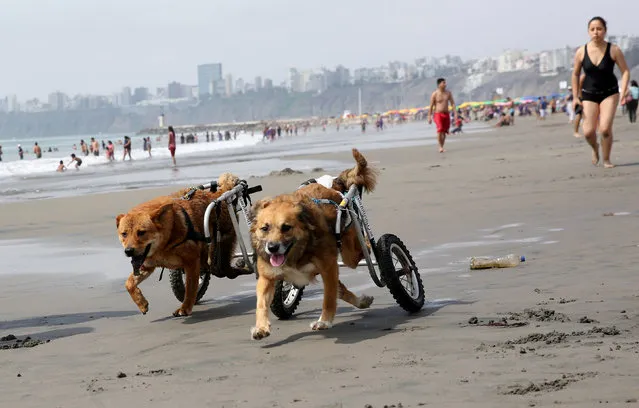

{"left": 1, "top": 0, "right": 637, "bottom": 100}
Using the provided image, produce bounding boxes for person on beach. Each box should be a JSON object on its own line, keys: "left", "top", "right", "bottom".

{"left": 68, "top": 153, "right": 82, "bottom": 169}
{"left": 168, "top": 126, "right": 177, "bottom": 166}
{"left": 106, "top": 141, "right": 115, "bottom": 161}
{"left": 56, "top": 160, "right": 66, "bottom": 172}
{"left": 145, "top": 137, "right": 152, "bottom": 158}
{"left": 427, "top": 78, "right": 458, "bottom": 153}
{"left": 18, "top": 144, "right": 24, "bottom": 160}
{"left": 539, "top": 97, "right": 548, "bottom": 120}
{"left": 566, "top": 90, "right": 575, "bottom": 121}
{"left": 33, "top": 142, "right": 42, "bottom": 159}
{"left": 506, "top": 97, "right": 516, "bottom": 125}
{"left": 568, "top": 74, "right": 587, "bottom": 137}
{"left": 91, "top": 137, "right": 100, "bottom": 156}
{"left": 80, "top": 140, "right": 89, "bottom": 156}
{"left": 0, "top": 145, "right": 3, "bottom": 162}
{"left": 572, "top": 16, "right": 630, "bottom": 168}
{"left": 122, "top": 136, "right": 132, "bottom": 160}
{"left": 627, "top": 80, "right": 639, "bottom": 123}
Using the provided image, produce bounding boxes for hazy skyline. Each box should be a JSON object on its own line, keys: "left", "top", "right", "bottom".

{"left": 1, "top": 0, "right": 637, "bottom": 99}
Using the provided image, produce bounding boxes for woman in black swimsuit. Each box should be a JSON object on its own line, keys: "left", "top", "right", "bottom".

{"left": 572, "top": 16, "right": 630, "bottom": 168}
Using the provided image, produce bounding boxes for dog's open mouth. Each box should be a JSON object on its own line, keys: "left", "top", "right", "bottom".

{"left": 269, "top": 243, "right": 293, "bottom": 267}
{"left": 131, "top": 244, "right": 152, "bottom": 275}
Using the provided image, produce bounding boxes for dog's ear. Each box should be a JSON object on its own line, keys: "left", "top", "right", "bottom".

{"left": 296, "top": 200, "right": 316, "bottom": 231}
{"left": 250, "top": 198, "right": 272, "bottom": 221}
{"left": 116, "top": 213, "right": 125, "bottom": 228}
{"left": 151, "top": 203, "right": 173, "bottom": 224}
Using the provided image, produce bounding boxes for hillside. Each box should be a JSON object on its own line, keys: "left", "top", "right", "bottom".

{"left": 2, "top": 46, "right": 638, "bottom": 138}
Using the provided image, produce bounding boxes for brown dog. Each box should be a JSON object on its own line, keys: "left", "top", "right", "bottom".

{"left": 115, "top": 173, "right": 239, "bottom": 317}
{"left": 249, "top": 148, "right": 378, "bottom": 339}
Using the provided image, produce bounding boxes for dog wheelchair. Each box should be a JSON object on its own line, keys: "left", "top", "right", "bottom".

{"left": 269, "top": 178, "right": 426, "bottom": 319}
{"left": 166, "top": 178, "right": 306, "bottom": 320}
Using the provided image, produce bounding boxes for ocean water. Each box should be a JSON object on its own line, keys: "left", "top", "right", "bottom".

{"left": 0, "top": 122, "right": 491, "bottom": 202}
{"left": 0, "top": 131, "right": 260, "bottom": 176}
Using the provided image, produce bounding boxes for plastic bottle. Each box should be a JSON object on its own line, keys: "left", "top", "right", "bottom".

{"left": 469, "top": 254, "right": 526, "bottom": 270}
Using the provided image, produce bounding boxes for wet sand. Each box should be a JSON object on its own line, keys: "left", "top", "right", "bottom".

{"left": 1, "top": 113, "right": 639, "bottom": 407}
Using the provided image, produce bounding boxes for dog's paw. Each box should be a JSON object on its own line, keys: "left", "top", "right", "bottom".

{"left": 139, "top": 302, "right": 149, "bottom": 315}
{"left": 310, "top": 320, "right": 333, "bottom": 330}
{"left": 172, "top": 307, "right": 191, "bottom": 317}
{"left": 358, "top": 295, "right": 374, "bottom": 309}
{"left": 251, "top": 326, "right": 271, "bottom": 340}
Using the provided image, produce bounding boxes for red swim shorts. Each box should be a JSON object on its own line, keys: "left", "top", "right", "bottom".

{"left": 433, "top": 112, "right": 451, "bottom": 134}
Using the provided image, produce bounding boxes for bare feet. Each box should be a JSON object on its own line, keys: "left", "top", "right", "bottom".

{"left": 439, "top": 147, "right": 445, "bottom": 153}
{"left": 574, "top": 132, "right": 581, "bottom": 138}
{"left": 592, "top": 144, "right": 600, "bottom": 166}
{"left": 603, "top": 161, "right": 615, "bottom": 168}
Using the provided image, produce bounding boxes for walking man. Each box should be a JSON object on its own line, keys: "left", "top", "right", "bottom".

{"left": 427, "top": 78, "right": 458, "bottom": 153}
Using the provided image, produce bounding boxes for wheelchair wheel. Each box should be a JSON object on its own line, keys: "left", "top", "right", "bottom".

{"left": 169, "top": 267, "right": 211, "bottom": 304}
{"left": 271, "top": 281, "right": 305, "bottom": 320}
{"left": 376, "top": 233, "right": 425, "bottom": 313}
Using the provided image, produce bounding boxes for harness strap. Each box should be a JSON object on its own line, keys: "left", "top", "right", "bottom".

{"left": 311, "top": 197, "right": 340, "bottom": 207}
{"left": 171, "top": 207, "right": 208, "bottom": 248}
{"left": 309, "top": 198, "right": 352, "bottom": 249}
{"left": 300, "top": 179, "right": 353, "bottom": 249}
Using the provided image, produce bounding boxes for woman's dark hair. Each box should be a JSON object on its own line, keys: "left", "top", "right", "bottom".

{"left": 631, "top": 80, "right": 638, "bottom": 87}
{"left": 588, "top": 16, "right": 607, "bottom": 30}
{"left": 168, "top": 125, "right": 174, "bottom": 133}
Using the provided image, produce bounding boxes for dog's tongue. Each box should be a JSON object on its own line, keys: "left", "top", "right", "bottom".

{"left": 270, "top": 254, "right": 286, "bottom": 267}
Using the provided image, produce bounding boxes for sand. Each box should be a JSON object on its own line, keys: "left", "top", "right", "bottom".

{"left": 1, "top": 114, "right": 639, "bottom": 408}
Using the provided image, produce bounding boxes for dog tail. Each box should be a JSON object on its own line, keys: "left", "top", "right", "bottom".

{"left": 217, "top": 173, "right": 240, "bottom": 192}
{"left": 333, "top": 148, "right": 379, "bottom": 193}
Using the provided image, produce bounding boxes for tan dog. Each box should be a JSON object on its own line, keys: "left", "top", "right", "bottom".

{"left": 115, "top": 173, "right": 239, "bottom": 317}
{"left": 249, "top": 149, "right": 378, "bottom": 339}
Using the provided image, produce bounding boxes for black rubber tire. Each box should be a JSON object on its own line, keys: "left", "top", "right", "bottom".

{"left": 271, "top": 281, "right": 305, "bottom": 320}
{"left": 376, "top": 233, "right": 425, "bottom": 313}
{"left": 169, "top": 267, "right": 211, "bottom": 304}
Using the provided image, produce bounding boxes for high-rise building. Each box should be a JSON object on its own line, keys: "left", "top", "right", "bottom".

{"left": 289, "top": 68, "right": 301, "bottom": 92}
{"left": 255, "top": 76, "right": 263, "bottom": 91}
{"left": 225, "top": 74, "right": 234, "bottom": 97}
{"left": 120, "top": 87, "right": 132, "bottom": 106}
{"left": 497, "top": 49, "right": 524, "bottom": 73}
{"left": 132, "top": 87, "right": 149, "bottom": 104}
{"left": 197, "top": 63, "right": 223, "bottom": 98}
{"left": 167, "top": 81, "right": 183, "bottom": 99}
{"left": 264, "top": 78, "right": 273, "bottom": 90}
{"left": 235, "top": 78, "right": 245, "bottom": 94}
{"left": 7, "top": 95, "right": 20, "bottom": 112}
{"left": 335, "top": 65, "right": 351, "bottom": 86}
{"left": 48, "top": 91, "right": 67, "bottom": 111}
